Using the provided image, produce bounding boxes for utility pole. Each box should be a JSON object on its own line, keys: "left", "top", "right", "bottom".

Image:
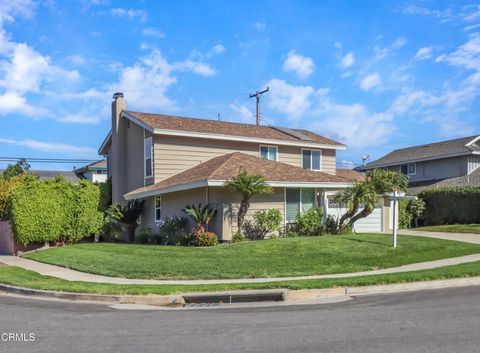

{"left": 249, "top": 86, "right": 269, "bottom": 125}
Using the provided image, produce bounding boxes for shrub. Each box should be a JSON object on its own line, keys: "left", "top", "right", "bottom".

{"left": 192, "top": 231, "right": 218, "bottom": 246}
{"left": 419, "top": 186, "right": 480, "bottom": 225}
{"left": 7, "top": 178, "right": 103, "bottom": 245}
{"left": 158, "top": 217, "right": 188, "bottom": 245}
{"left": 135, "top": 227, "right": 153, "bottom": 244}
{"left": 101, "top": 221, "right": 123, "bottom": 242}
{"left": 244, "top": 209, "right": 282, "bottom": 240}
{"left": 99, "top": 177, "right": 112, "bottom": 212}
{"left": 295, "top": 208, "right": 324, "bottom": 236}
{"left": 231, "top": 231, "right": 245, "bottom": 243}
{"left": 285, "top": 231, "right": 299, "bottom": 237}
{"left": 398, "top": 200, "right": 412, "bottom": 229}
{"left": 324, "top": 215, "right": 338, "bottom": 234}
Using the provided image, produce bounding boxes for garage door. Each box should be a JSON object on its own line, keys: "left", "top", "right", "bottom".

{"left": 328, "top": 206, "right": 383, "bottom": 233}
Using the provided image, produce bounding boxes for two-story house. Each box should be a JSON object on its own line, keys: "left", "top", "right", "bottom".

{"left": 99, "top": 93, "right": 388, "bottom": 240}
{"left": 358, "top": 135, "right": 480, "bottom": 194}
{"left": 74, "top": 160, "right": 108, "bottom": 183}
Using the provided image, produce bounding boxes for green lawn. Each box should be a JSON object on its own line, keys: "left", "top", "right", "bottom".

{"left": 0, "top": 262, "right": 480, "bottom": 295}
{"left": 415, "top": 224, "right": 480, "bottom": 234}
{"left": 22, "top": 234, "right": 480, "bottom": 280}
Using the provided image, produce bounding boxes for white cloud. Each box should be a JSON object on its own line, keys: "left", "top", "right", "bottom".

{"left": 266, "top": 78, "right": 314, "bottom": 118}
{"left": 0, "top": 137, "right": 97, "bottom": 157}
{"left": 341, "top": 52, "right": 355, "bottom": 68}
{"left": 360, "top": 73, "right": 382, "bottom": 91}
{"left": 374, "top": 37, "right": 408, "bottom": 60}
{"left": 211, "top": 44, "right": 225, "bottom": 55}
{"left": 229, "top": 103, "right": 254, "bottom": 123}
{"left": 142, "top": 28, "right": 164, "bottom": 39}
{"left": 282, "top": 50, "right": 315, "bottom": 79}
{"left": 109, "top": 49, "right": 215, "bottom": 111}
{"left": 110, "top": 8, "right": 147, "bottom": 22}
{"left": 436, "top": 33, "right": 480, "bottom": 71}
{"left": 253, "top": 22, "right": 266, "bottom": 30}
{"left": 414, "top": 46, "right": 433, "bottom": 60}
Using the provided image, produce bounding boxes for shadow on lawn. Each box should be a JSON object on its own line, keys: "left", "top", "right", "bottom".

{"left": 342, "top": 235, "right": 392, "bottom": 247}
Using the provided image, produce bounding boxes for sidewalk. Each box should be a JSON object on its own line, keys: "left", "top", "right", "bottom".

{"left": 1, "top": 252, "right": 480, "bottom": 285}
{"left": 398, "top": 230, "right": 480, "bottom": 244}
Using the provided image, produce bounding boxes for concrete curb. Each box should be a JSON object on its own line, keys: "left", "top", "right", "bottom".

{"left": 0, "top": 283, "right": 184, "bottom": 306}
{"left": 1, "top": 277, "right": 480, "bottom": 306}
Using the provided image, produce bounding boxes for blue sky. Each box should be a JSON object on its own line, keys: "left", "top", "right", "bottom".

{"left": 1, "top": 0, "right": 479, "bottom": 170}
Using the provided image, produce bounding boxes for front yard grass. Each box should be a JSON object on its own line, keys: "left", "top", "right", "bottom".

{"left": 415, "top": 224, "right": 480, "bottom": 234}
{"left": 0, "top": 261, "right": 479, "bottom": 295}
{"left": 22, "top": 233, "right": 480, "bottom": 280}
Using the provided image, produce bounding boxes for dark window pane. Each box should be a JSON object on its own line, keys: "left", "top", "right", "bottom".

{"left": 286, "top": 188, "right": 300, "bottom": 222}
{"left": 302, "top": 150, "right": 311, "bottom": 169}
{"left": 312, "top": 151, "right": 321, "bottom": 170}
{"left": 260, "top": 146, "right": 268, "bottom": 159}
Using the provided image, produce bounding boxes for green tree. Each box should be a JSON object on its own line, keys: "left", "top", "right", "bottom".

{"left": 407, "top": 198, "right": 426, "bottom": 228}
{"left": 183, "top": 203, "right": 217, "bottom": 234}
{"left": 106, "top": 200, "right": 144, "bottom": 243}
{"left": 2, "top": 159, "right": 31, "bottom": 179}
{"left": 223, "top": 170, "right": 273, "bottom": 232}
{"left": 333, "top": 169, "right": 408, "bottom": 233}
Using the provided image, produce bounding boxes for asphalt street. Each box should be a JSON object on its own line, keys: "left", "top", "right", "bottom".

{"left": 0, "top": 286, "right": 479, "bottom": 353}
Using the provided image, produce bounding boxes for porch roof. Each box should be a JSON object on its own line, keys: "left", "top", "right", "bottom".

{"left": 125, "top": 152, "right": 354, "bottom": 199}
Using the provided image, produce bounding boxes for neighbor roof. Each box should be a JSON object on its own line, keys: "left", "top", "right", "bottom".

{"left": 125, "top": 111, "right": 345, "bottom": 147}
{"left": 359, "top": 135, "right": 480, "bottom": 170}
{"left": 336, "top": 169, "right": 366, "bottom": 182}
{"left": 35, "top": 171, "right": 81, "bottom": 183}
{"left": 74, "top": 160, "right": 107, "bottom": 174}
{"left": 125, "top": 152, "right": 352, "bottom": 199}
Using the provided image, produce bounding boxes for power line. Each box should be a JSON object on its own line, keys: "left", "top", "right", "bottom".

{"left": 0, "top": 157, "right": 98, "bottom": 164}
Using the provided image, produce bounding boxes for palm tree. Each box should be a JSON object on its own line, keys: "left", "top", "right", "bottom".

{"left": 183, "top": 203, "right": 217, "bottom": 233}
{"left": 335, "top": 182, "right": 377, "bottom": 232}
{"left": 223, "top": 169, "right": 273, "bottom": 232}
{"left": 106, "top": 199, "right": 145, "bottom": 243}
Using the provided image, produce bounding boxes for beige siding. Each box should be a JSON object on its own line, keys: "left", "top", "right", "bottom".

{"left": 321, "top": 149, "right": 336, "bottom": 175}
{"left": 153, "top": 135, "right": 337, "bottom": 181}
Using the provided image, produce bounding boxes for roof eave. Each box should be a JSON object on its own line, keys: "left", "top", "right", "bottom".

{"left": 98, "top": 131, "right": 112, "bottom": 156}
{"left": 124, "top": 179, "right": 353, "bottom": 200}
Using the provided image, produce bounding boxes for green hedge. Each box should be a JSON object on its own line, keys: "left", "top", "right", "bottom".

{"left": 419, "top": 186, "right": 480, "bottom": 225}
{"left": 8, "top": 178, "right": 103, "bottom": 245}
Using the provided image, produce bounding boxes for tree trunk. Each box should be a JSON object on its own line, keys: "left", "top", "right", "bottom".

{"left": 125, "top": 223, "right": 136, "bottom": 243}
{"left": 237, "top": 199, "right": 250, "bottom": 232}
{"left": 347, "top": 206, "right": 374, "bottom": 228}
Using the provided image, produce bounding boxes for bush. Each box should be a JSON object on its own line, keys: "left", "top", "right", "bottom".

{"left": 135, "top": 227, "right": 153, "bottom": 244}
{"left": 295, "top": 208, "right": 324, "bottom": 236}
{"left": 99, "top": 177, "right": 112, "bottom": 212}
{"left": 419, "top": 186, "right": 480, "bottom": 225}
{"left": 244, "top": 209, "right": 282, "bottom": 240}
{"left": 101, "top": 221, "right": 123, "bottom": 242}
{"left": 398, "top": 200, "right": 412, "bottom": 229}
{"left": 324, "top": 215, "right": 338, "bottom": 234}
{"left": 158, "top": 217, "right": 188, "bottom": 245}
{"left": 192, "top": 231, "right": 218, "bottom": 246}
{"left": 230, "top": 231, "right": 245, "bottom": 243}
{"left": 7, "top": 178, "right": 103, "bottom": 246}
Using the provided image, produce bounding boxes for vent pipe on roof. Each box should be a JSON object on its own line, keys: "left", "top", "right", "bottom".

{"left": 113, "top": 92, "right": 124, "bottom": 100}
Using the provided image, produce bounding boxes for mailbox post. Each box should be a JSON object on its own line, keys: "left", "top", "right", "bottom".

{"left": 391, "top": 191, "right": 417, "bottom": 248}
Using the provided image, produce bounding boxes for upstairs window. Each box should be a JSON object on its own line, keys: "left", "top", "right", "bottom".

{"left": 144, "top": 137, "right": 153, "bottom": 178}
{"left": 302, "top": 149, "right": 321, "bottom": 171}
{"left": 259, "top": 145, "right": 278, "bottom": 161}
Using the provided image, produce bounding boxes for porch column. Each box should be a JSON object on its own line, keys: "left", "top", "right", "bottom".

{"left": 320, "top": 191, "right": 329, "bottom": 221}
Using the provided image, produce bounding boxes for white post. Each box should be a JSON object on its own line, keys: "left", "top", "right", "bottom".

{"left": 392, "top": 190, "right": 397, "bottom": 248}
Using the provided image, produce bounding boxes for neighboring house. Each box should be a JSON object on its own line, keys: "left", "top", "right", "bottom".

{"left": 99, "top": 93, "right": 391, "bottom": 239}
{"left": 74, "top": 160, "right": 108, "bottom": 183}
{"left": 357, "top": 135, "right": 480, "bottom": 194}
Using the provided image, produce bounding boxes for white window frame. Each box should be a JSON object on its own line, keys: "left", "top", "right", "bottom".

{"left": 407, "top": 163, "right": 416, "bottom": 176}
{"left": 284, "top": 188, "right": 318, "bottom": 224}
{"left": 154, "top": 196, "right": 162, "bottom": 222}
{"left": 259, "top": 145, "right": 278, "bottom": 161}
{"left": 144, "top": 136, "right": 153, "bottom": 179}
{"left": 302, "top": 149, "right": 322, "bottom": 171}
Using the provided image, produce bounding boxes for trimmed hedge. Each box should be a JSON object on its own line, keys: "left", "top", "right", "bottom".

{"left": 419, "top": 186, "right": 480, "bottom": 225}
{"left": 8, "top": 178, "right": 103, "bottom": 245}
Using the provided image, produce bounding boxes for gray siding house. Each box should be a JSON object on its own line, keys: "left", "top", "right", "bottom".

{"left": 358, "top": 136, "right": 480, "bottom": 194}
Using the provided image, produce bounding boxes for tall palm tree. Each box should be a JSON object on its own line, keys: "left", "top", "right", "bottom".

{"left": 223, "top": 169, "right": 273, "bottom": 232}
{"left": 335, "top": 182, "right": 377, "bottom": 231}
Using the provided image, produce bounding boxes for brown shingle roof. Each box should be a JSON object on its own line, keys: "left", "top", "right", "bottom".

{"left": 336, "top": 169, "right": 366, "bottom": 182}
{"left": 125, "top": 152, "right": 351, "bottom": 198}
{"left": 126, "top": 111, "right": 345, "bottom": 147}
{"left": 360, "top": 135, "right": 479, "bottom": 169}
